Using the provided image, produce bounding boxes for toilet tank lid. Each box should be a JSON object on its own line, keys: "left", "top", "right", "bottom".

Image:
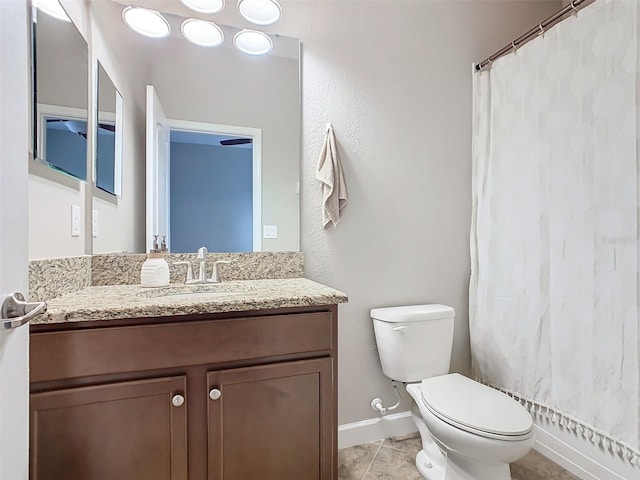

{"left": 370, "top": 304, "right": 455, "bottom": 323}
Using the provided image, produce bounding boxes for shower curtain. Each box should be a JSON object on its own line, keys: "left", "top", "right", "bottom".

{"left": 470, "top": 0, "right": 640, "bottom": 465}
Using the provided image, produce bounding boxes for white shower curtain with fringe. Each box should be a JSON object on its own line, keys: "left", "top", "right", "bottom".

{"left": 470, "top": 0, "right": 640, "bottom": 465}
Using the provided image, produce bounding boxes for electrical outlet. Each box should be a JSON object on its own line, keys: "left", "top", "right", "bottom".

{"left": 92, "top": 210, "right": 98, "bottom": 238}
{"left": 263, "top": 225, "right": 278, "bottom": 239}
{"left": 71, "top": 205, "right": 81, "bottom": 237}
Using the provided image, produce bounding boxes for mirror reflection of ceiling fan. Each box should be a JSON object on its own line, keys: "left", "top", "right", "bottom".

{"left": 220, "top": 138, "right": 252, "bottom": 146}
{"left": 46, "top": 118, "right": 115, "bottom": 139}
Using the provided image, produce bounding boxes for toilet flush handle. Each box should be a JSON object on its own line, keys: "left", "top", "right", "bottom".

{"left": 392, "top": 325, "right": 408, "bottom": 332}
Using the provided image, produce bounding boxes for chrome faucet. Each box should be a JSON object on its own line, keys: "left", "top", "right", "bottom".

{"left": 174, "top": 247, "right": 231, "bottom": 284}
{"left": 196, "top": 246, "right": 208, "bottom": 282}
{"left": 210, "top": 259, "right": 231, "bottom": 283}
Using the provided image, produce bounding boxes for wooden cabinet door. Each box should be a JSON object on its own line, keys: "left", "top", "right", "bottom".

{"left": 30, "top": 376, "right": 188, "bottom": 480}
{"left": 207, "top": 358, "right": 334, "bottom": 480}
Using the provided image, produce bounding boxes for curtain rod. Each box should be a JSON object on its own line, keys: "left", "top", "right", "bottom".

{"left": 474, "top": 0, "right": 596, "bottom": 72}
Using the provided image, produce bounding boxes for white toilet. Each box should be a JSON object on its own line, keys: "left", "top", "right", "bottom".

{"left": 371, "top": 304, "right": 534, "bottom": 480}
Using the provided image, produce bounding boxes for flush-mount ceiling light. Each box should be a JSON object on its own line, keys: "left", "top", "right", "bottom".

{"left": 181, "top": 19, "right": 224, "bottom": 47}
{"left": 122, "top": 6, "right": 170, "bottom": 38}
{"left": 233, "top": 29, "right": 272, "bottom": 55}
{"left": 179, "top": 0, "right": 224, "bottom": 14}
{"left": 237, "top": 0, "right": 281, "bottom": 25}
{"left": 33, "top": 0, "right": 71, "bottom": 22}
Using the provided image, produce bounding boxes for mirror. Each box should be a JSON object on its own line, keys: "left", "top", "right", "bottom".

{"left": 33, "top": 4, "right": 88, "bottom": 180}
{"left": 28, "top": 0, "right": 301, "bottom": 259}
{"left": 96, "top": 62, "right": 123, "bottom": 196}
{"left": 95, "top": 0, "right": 300, "bottom": 253}
{"left": 146, "top": 14, "right": 300, "bottom": 254}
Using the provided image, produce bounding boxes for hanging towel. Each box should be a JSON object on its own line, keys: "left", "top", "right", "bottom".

{"left": 316, "top": 123, "right": 348, "bottom": 228}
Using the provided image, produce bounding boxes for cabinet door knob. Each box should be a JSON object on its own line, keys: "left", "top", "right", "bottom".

{"left": 172, "top": 394, "right": 185, "bottom": 407}
{"left": 209, "top": 388, "right": 222, "bottom": 400}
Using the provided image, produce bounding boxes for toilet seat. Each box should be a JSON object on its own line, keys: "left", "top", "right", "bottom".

{"left": 420, "top": 373, "right": 533, "bottom": 441}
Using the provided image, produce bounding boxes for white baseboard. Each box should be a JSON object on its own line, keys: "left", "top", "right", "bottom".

{"left": 338, "top": 411, "right": 417, "bottom": 449}
{"left": 533, "top": 422, "right": 637, "bottom": 480}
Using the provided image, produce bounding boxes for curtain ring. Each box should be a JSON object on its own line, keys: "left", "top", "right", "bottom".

{"left": 570, "top": 0, "right": 578, "bottom": 15}
{"left": 511, "top": 41, "right": 517, "bottom": 53}
{"left": 539, "top": 23, "right": 545, "bottom": 35}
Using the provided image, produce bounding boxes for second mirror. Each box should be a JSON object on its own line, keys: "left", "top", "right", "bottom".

{"left": 96, "top": 62, "right": 122, "bottom": 196}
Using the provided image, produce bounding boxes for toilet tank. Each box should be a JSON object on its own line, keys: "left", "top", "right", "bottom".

{"left": 371, "top": 304, "right": 455, "bottom": 383}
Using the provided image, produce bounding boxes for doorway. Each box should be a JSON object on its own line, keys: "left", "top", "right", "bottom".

{"left": 146, "top": 86, "right": 263, "bottom": 253}
{"left": 169, "top": 129, "right": 256, "bottom": 252}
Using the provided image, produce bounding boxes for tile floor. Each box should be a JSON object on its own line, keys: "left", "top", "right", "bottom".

{"left": 338, "top": 435, "right": 579, "bottom": 480}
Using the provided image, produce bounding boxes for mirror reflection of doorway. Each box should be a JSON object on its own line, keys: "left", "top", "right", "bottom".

{"left": 169, "top": 130, "right": 254, "bottom": 253}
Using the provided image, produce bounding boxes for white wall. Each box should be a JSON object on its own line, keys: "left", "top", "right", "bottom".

{"left": 271, "top": 0, "right": 562, "bottom": 426}
{"left": 28, "top": 175, "right": 86, "bottom": 259}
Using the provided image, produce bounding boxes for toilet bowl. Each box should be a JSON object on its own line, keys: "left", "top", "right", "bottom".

{"left": 406, "top": 375, "right": 534, "bottom": 480}
{"left": 370, "top": 305, "right": 534, "bottom": 480}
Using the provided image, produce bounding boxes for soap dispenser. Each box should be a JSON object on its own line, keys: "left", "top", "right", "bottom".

{"left": 141, "top": 235, "right": 170, "bottom": 287}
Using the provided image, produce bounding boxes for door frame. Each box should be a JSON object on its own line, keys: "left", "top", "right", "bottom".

{"left": 146, "top": 85, "right": 171, "bottom": 252}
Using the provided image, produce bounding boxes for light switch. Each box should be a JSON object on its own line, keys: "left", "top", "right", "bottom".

{"left": 71, "top": 205, "right": 81, "bottom": 237}
{"left": 92, "top": 210, "right": 98, "bottom": 238}
{"left": 263, "top": 225, "right": 278, "bottom": 239}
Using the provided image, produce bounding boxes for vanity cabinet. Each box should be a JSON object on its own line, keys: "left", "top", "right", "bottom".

{"left": 29, "top": 305, "right": 338, "bottom": 480}
{"left": 207, "top": 359, "right": 333, "bottom": 480}
{"left": 30, "top": 376, "right": 188, "bottom": 480}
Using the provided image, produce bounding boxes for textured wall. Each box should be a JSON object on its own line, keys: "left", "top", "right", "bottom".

{"left": 272, "top": 0, "right": 562, "bottom": 425}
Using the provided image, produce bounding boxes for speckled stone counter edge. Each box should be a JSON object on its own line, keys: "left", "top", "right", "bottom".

{"left": 29, "top": 256, "right": 92, "bottom": 302}
{"left": 35, "top": 278, "right": 348, "bottom": 324}
{"left": 30, "top": 252, "right": 304, "bottom": 301}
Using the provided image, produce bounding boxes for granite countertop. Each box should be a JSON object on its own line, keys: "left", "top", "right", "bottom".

{"left": 34, "top": 278, "right": 348, "bottom": 324}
